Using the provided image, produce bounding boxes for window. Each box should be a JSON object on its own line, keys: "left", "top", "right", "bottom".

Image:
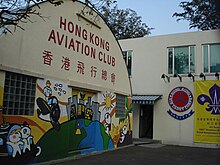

{"left": 123, "top": 50, "right": 132, "bottom": 76}
{"left": 3, "top": 72, "right": 36, "bottom": 116}
{"left": 203, "top": 44, "right": 220, "bottom": 73}
{"left": 168, "top": 46, "right": 195, "bottom": 74}
{"left": 115, "top": 94, "right": 126, "bottom": 118}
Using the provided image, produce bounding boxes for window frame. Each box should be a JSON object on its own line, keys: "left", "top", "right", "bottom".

{"left": 202, "top": 43, "right": 220, "bottom": 73}
{"left": 122, "top": 50, "right": 133, "bottom": 76}
{"left": 3, "top": 71, "right": 36, "bottom": 116}
{"left": 115, "top": 93, "right": 126, "bottom": 118}
{"left": 167, "top": 45, "right": 195, "bottom": 75}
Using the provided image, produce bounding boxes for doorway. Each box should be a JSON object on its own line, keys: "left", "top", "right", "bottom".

{"left": 139, "top": 105, "right": 153, "bottom": 139}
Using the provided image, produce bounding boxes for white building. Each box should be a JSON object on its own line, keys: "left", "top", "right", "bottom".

{"left": 0, "top": 1, "right": 132, "bottom": 164}
{"left": 119, "top": 29, "right": 220, "bottom": 148}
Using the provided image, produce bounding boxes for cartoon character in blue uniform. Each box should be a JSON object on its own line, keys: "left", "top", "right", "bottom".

{"left": 37, "top": 80, "right": 61, "bottom": 131}
{"left": 6, "top": 125, "right": 23, "bottom": 158}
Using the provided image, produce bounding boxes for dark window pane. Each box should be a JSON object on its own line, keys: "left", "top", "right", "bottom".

{"left": 3, "top": 72, "right": 36, "bottom": 116}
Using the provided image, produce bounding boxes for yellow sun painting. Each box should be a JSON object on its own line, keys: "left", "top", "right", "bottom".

{"left": 102, "top": 92, "right": 116, "bottom": 111}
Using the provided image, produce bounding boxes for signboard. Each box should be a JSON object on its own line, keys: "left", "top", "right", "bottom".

{"left": 0, "top": 1, "right": 131, "bottom": 96}
{"left": 167, "top": 86, "right": 194, "bottom": 120}
{"left": 194, "top": 80, "right": 220, "bottom": 143}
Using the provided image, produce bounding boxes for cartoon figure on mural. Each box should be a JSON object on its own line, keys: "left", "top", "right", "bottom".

{"left": 98, "top": 92, "right": 133, "bottom": 148}
{"left": 5, "top": 122, "right": 41, "bottom": 160}
{"left": 109, "top": 119, "right": 129, "bottom": 148}
{"left": 99, "top": 92, "right": 115, "bottom": 135}
{"left": 37, "top": 80, "right": 61, "bottom": 131}
{"left": 6, "top": 125, "right": 23, "bottom": 158}
{"left": 20, "top": 122, "right": 33, "bottom": 153}
{"left": 119, "top": 122, "right": 128, "bottom": 143}
{"left": 104, "top": 113, "right": 111, "bottom": 135}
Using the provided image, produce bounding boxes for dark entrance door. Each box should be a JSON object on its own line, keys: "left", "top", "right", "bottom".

{"left": 139, "top": 105, "right": 153, "bottom": 138}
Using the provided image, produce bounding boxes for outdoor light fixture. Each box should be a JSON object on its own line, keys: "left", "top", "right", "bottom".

{"left": 188, "top": 73, "right": 195, "bottom": 82}
{"left": 199, "top": 73, "right": 206, "bottom": 80}
{"left": 173, "top": 73, "right": 182, "bottom": 82}
{"left": 161, "top": 73, "right": 170, "bottom": 82}
{"left": 215, "top": 72, "right": 219, "bottom": 80}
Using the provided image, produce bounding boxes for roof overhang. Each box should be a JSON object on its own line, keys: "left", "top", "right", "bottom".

{"left": 132, "top": 95, "right": 162, "bottom": 105}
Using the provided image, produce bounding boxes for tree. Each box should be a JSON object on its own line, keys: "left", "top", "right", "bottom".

{"left": 0, "top": 0, "right": 63, "bottom": 32}
{"left": 101, "top": 4, "right": 152, "bottom": 39}
{"left": 173, "top": 0, "right": 220, "bottom": 30}
{"left": 82, "top": 0, "right": 152, "bottom": 39}
{"left": 0, "top": 0, "right": 117, "bottom": 33}
{"left": 82, "top": 0, "right": 116, "bottom": 11}
{"left": 0, "top": 0, "right": 152, "bottom": 39}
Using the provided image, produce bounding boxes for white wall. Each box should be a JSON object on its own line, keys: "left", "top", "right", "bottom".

{"left": 119, "top": 30, "right": 220, "bottom": 95}
{"left": 0, "top": 0, "right": 131, "bottom": 96}
{"left": 153, "top": 79, "right": 194, "bottom": 146}
{"left": 119, "top": 30, "right": 220, "bottom": 148}
{"left": 132, "top": 104, "right": 140, "bottom": 138}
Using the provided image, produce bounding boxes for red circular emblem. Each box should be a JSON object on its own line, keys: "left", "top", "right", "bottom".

{"left": 168, "top": 87, "right": 193, "bottom": 112}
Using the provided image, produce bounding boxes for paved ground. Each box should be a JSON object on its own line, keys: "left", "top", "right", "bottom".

{"left": 39, "top": 143, "right": 220, "bottom": 165}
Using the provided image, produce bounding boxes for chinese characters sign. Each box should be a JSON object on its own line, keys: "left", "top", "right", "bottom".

{"left": 42, "top": 50, "right": 116, "bottom": 84}
{"left": 40, "top": 16, "right": 118, "bottom": 85}
{"left": 194, "top": 80, "right": 220, "bottom": 143}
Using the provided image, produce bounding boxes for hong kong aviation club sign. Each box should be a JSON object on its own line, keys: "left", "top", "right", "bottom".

{"left": 167, "top": 87, "right": 194, "bottom": 120}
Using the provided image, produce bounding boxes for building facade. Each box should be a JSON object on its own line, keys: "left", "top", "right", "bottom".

{"left": 119, "top": 29, "right": 220, "bottom": 148}
{"left": 0, "top": 1, "right": 132, "bottom": 164}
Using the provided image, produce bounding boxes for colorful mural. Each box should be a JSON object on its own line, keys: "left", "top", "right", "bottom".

{"left": 0, "top": 72, "right": 4, "bottom": 125}
{"left": 0, "top": 122, "right": 41, "bottom": 165}
{"left": 0, "top": 1, "right": 132, "bottom": 164}
{"left": 194, "top": 80, "right": 220, "bottom": 143}
{"left": 0, "top": 78, "right": 132, "bottom": 164}
{"left": 99, "top": 92, "right": 116, "bottom": 135}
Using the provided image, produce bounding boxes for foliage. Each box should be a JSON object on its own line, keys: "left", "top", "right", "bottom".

{"left": 83, "top": 0, "right": 152, "bottom": 39}
{"left": 101, "top": 4, "right": 152, "bottom": 39}
{"left": 173, "top": 0, "right": 220, "bottom": 30}
{"left": 82, "top": 0, "right": 116, "bottom": 11}
{"left": 0, "top": 0, "right": 63, "bottom": 32}
{"left": 0, "top": 0, "right": 152, "bottom": 39}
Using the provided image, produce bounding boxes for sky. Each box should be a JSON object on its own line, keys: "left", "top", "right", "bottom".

{"left": 116, "top": 0, "right": 198, "bottom": 36}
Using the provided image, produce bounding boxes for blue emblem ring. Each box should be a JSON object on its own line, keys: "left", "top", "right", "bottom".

{"left": 168, "top": 87, "right": 193, "bottom": 112}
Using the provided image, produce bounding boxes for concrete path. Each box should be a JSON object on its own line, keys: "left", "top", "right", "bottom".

{"left": 39, "top": 143, "right": 220, "bottom": 165}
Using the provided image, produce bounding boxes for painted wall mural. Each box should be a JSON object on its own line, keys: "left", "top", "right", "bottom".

{"left": 37, "top": 80, "right": 62, "bottom": 131}
{"left": 99, "top": 92, "right": 116, "bottom": 135}
{"left": 194, "top": 80, "right": 220, "bottom": 143}
{"left": 167, "top": 86, "right": 194, "bottom": 120}
{"left": 0, "top": 72, "right": 4, "bottom": 125}
{"left": 0, "top": 122, "right": 41, "bottom": 164}
{"left": 0, "top": 77, "right": 132, "bottom": 164}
